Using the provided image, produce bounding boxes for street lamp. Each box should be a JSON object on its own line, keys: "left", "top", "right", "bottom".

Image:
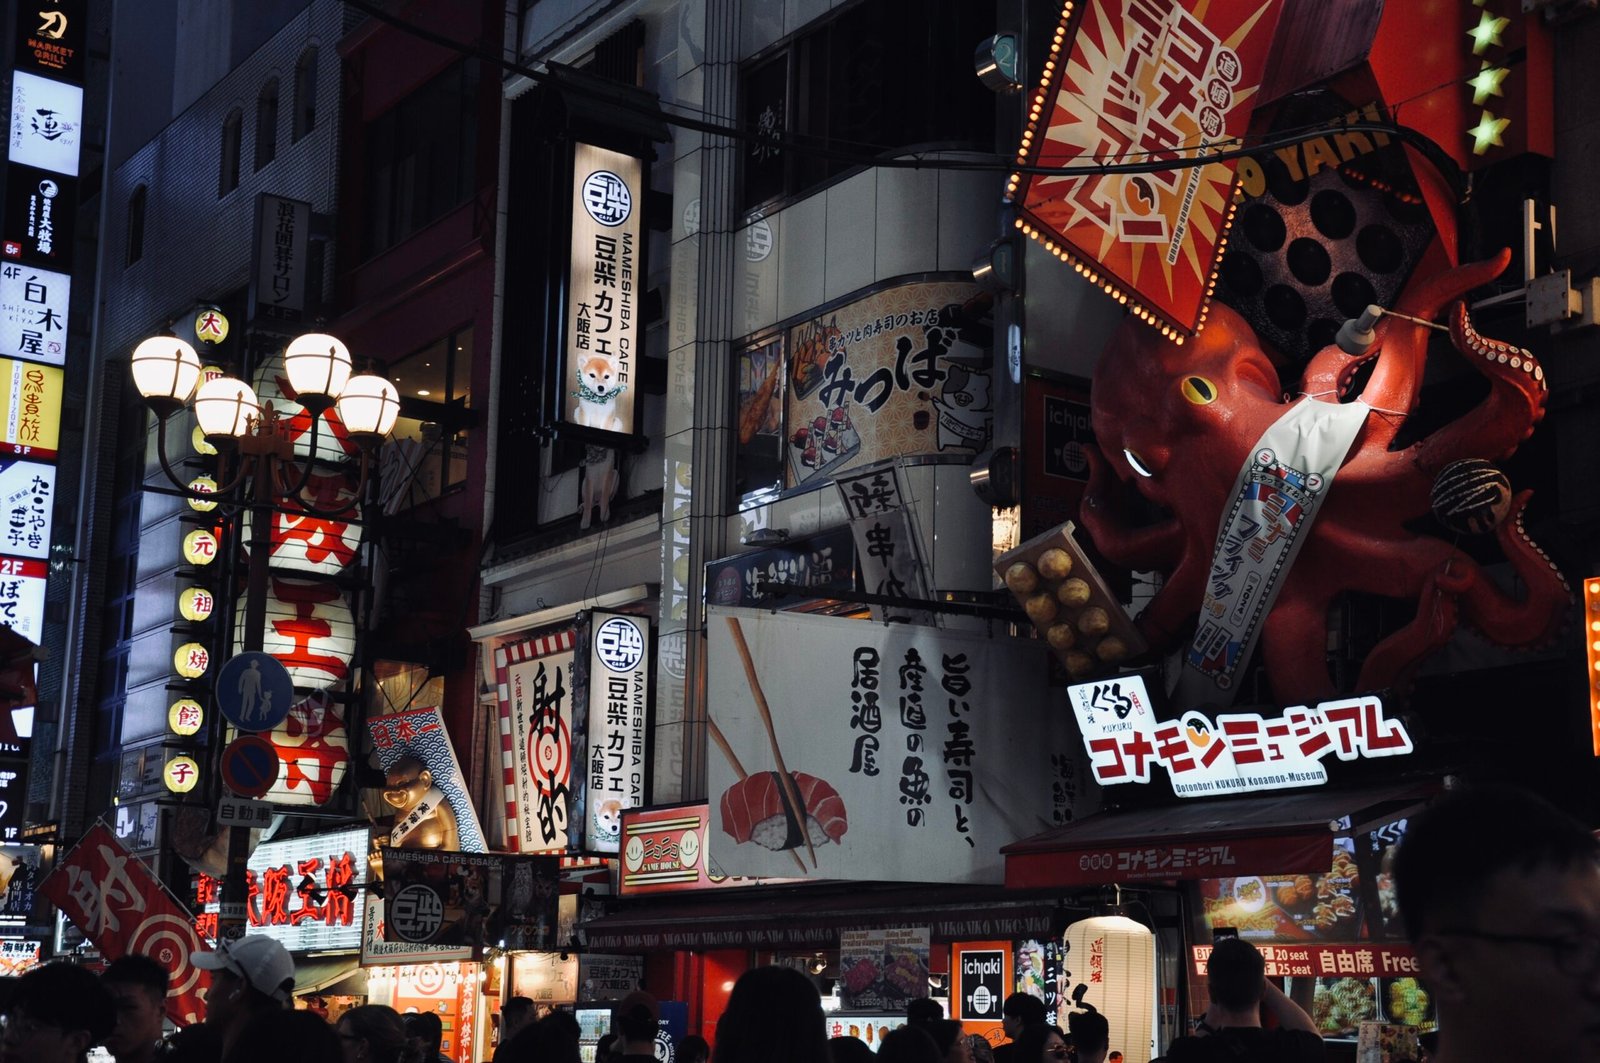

{"left": 131, "top": 325, "right": 399, "bottom": 939}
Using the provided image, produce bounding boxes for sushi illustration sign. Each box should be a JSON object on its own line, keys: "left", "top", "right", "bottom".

{"left": 706, "top": 607, "right": 1073, "bottom": 884}
{"left": 840, "top": 926, "right": 931, "bottom": 1011}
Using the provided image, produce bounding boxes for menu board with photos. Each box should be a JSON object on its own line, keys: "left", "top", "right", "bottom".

{"left": 1198, "top": 838, "right": 1363, "bottom": 943}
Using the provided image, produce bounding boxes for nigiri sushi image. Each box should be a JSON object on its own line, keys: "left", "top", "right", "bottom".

{"left": 720, "top": 770, "right": 847, "bottom": 852}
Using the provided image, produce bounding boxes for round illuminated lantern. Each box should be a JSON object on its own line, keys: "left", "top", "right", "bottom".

{"left": 1063, "top": 916, "right": 1155, "bottom": 1059}
{"left": 178, "top": 586, "right": 215, "bottom": 622}
{"left": 194, "top": 306, "right": 229, "bottom": 346}
{"left": 174, "top": 642, "right": 211, "bottom": 679}
{"left": 199, "top": 364, "right": 227, "bottom": 385}
{"left": 237, "top": 577, "right": 355, "bottom": 689}
{"left": 164, "top": 754, "right": 201, "bottom": 794}
{"left": 168, "top": 698, "right": 204, "bottom": 736}
{"left": 187, "top": 475, "right": 219, "bottom": 512}
{"left": 261, "top": 690, "right": 350, "bottom": 806}
{"left": 182, "top": 528, "right": 220, "bottom": 566}
{"left": 241, "top": 469, "right": 362, "bottom": 575}
{"left": 254, "top": 350, "right": 360, "bottom": 464}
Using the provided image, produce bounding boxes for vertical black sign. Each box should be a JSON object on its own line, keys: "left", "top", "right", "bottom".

{"left": 960, "top": 948, "right": 1006, "bottom": 1021}
{"left": 14, "top": 0, "right": 88, "bottom": 83}
{"left": 2, "top": 165, "right": 76, "bottom": 267}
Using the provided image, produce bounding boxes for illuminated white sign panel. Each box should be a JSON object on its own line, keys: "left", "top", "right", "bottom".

{"left": 584, "top": 611, "right": 649, "bottom": 853}
{"left": 562, "top": 142, "right": 641, "bottom": 440}
{"left": 0, "top": 556, "right": 47, "bottom": 641}
{"left": 247, "top": 827, "right": 368, "bottom": 952}
{"left": 7, "top": 72, "right": 82, "bottom": 177}
{"left": 1066, "top": 676, "right": 1413, "bottom": 797}
{"left": 0, "top": 263, "right": 68, "bottom": 366}
{"left": 0, "top": 459, "right": 53, "bottom": 559}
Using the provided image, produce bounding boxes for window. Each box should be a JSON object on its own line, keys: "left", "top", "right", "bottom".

{"left": 361, "top": 60, "right": 481, "bottom": 257}
{"left": 382, "top": 325, "right": 474, "bottom": 508}
{"left": 255, "top": 78, "right": 279, "bottom": 170}
{"left": 125, "top": 184, "right": 146, "bottom": 265}
{"left": 293, "top": 47, "right": 318, "bottom": 141}
{"left": 219, "top": 108, "right": 242, "bottom": 196}
{"left": 739, "top": 0, "right": 994, "bottom": 210}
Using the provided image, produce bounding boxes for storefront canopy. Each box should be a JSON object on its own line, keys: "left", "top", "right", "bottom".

{"left": 1002, "top": 781, "right": 1436, "bottom": 890}
{"left": 583, "top": 886, "right": 1065, "bottom": 953}
{"left": 294, "top": 955, "right": 366, "bottom": 996}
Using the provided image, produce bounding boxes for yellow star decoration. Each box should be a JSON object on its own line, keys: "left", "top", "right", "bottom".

{"left": 1467, "top": 63, "right": 1510, "bottom": 105}
{"left": 1469, "top": 109, "right": 1511, "bottom": 155}
{"left": 1468, "top": 11, "right": 1510, "bottom": 55}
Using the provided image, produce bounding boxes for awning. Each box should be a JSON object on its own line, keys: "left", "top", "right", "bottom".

{"left": 1002, "top": 781, "right": 1436, "bottom": 889}
{"left": 583, "top": 885, "right": 1063, "bottom": 953}
{"left": 294, "top": 955, "right": 366, "bottom": 996}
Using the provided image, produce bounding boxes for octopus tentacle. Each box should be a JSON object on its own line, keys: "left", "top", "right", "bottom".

{"left": 1457, "top": 491, "right": 1572, "bottom": 648}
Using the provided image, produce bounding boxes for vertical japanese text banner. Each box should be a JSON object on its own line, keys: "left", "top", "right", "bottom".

{"left": 559, "top": 142, "right": 642, "bottom": 443}
{"left": 705, "top": 607, "right": 1072, "bottom": 884}
{"left": 578, "top": 610, "right": 650, "bottom": 853}
{"left": 495, "top": 630, "right": 578, "bottom": 853}
{"left": 1013, "top": 0, "right": 1285, "bottom": 335}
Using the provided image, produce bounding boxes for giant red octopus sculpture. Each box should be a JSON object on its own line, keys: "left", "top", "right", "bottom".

{"left": 1080, "top": 250, "right": 1570, "bottom": 704}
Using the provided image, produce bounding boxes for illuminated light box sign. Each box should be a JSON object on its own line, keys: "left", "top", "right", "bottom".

{"left": 242, "top": 826, "right": 367, "bottom": 952}
{"left": 618, "top": 803, "right": 799, "bottom": 896}
{"left": 0, "top": 459, "right": 52, "bottom": 559}
{"left": 1192, "top": 941, "right": 1419, "bottom": 980}
{"left": 7, "top": 71, "right": 82, "bottom": 177}
{"left": 496, "top": 629, "right": 578, "bottom": 853}
{"left": 1010, "top": 0, "right": 1284, "bottom": 338}
{"left": 14, "top": 0, "right": 87, "bottom": 83}
{"left": 0, "top": 262, "right": 68, "bottom": 366}
{"left": 1066, "top": 676, "right": 1413, "bottom": 797}
{"left": 558, "top": 142, "right": 643, "bottom": 443}
{"left": 0, "top": 359, "right": 59, "bottom": 459}
{"left": 0, "top": 556, "right": 46, "bottom": 642}
{"left": 580, "top": 611, "right": 650, "bottom": 853}
{"left": 1, "top": 164, "right": 76, "bottom": 267}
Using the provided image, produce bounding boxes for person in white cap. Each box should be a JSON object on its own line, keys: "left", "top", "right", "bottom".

{"left": 193, "top": 934, "right": 295, "bottom": 1054}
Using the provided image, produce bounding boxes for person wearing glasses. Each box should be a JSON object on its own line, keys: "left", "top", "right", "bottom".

{"left": 1394, "top": 783, "right": 1600, "bottom": 1063}
{"left": 1012, "top": 1024, "right": 1071, "bottom": 1063}
{"left": 335, "top": 1004, "right": 423, "bottom": 1063}
{"left": 0, "top": 961, "right": 115, "bottom": 1063}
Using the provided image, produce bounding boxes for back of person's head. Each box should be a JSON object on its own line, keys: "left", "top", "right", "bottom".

{"left": 712, "top": 966, "right": 829, "bottom": 1063}
{"left": 6, "top": 960, "right": 116, "bottom": 1049}
{"left": 906, "top": 997, "right": 943, "bottom": 1026}
{"left": 924, "top": 1019, "right": 965, "bottom": 1057}
{"left": 678, "top": 1033, "right": 711, "bottom": 1063}
{"left": 403, "top": 1010, "right": 444, "bottom": 1053}
{"left": 1002, "top": 992, "right": 1047, "bottom": 1027}
{"left": 1204, "top": 938, "right": 1266, "bottom": 1012}
{"left": 968, "top": 1034, "right": 995, "bottom": 1063}
{"left": 1068, "top": 1010, "right": 1108, "bottom": 1055}
{"left": 876, "top": 1025, "right": 942, "bottom": 1063}
{"left": 502, "top": 995, "right": 536, "bottom": 1033}
{"left": 340, "top": 1004, "right": 422, "bottom": 1063}
{"left": 102, "top": 953, "right": 169, "bottom": 998}
{"left": 1393, "top": 783, "right": 1600, "bottom": 941}
{"left": 596, "top": 1031, "right": 619, "bottom": 1060}
{"left": 223, "top": 1008, "right": 342, "bottom": 1063}
{"left": 829, "top": 1034, "right": 876, "bottom": 1063}
{"left": 1014, "top": 1025, "right": 1067, "bottom": 1063}
{"left": 614, "top": 989, "right": 659, "bottom": 1045}
{"left": 163, "top": 1022, "right": 226, "bottom": 1063}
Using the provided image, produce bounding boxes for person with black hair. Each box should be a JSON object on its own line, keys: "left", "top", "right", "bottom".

{"left": 925, "top": 1019, "right": 973, "bottom": 1063}
{"left": 336, "top": 1004, "right": 424, "bottom": 1063}
{"left": 993, "top": 993, "right": 1047, "bottom": 1063}
{"left": 1165, "top": 938, "right": 1321, "bottom": 1063}
{"left": 829, "top": 1035, "right": 876, "bottom": 1063}
{"left": 711, "top": 967, "right": 830, "bottom": 1063}
{"left": 678, "top": 1033, "right": 711, "bottom": 1063}
{"left": 402, "top": 1011, "right": 450, "bottom": 1063}
{"left": 612, "top": 990, "right": 661, "bottom": 1061}
{"left": 877, "top": 1025, "right": 942, "bottom": 1063}
{"left": 906, "top": 997, "right": 944, "bottom": 1027}
{"left": 1067, "top": 1010, "right": 1109, "bottom": 1063}
{"left": 101, "top": 953, "right": 169, "bottom": 1063}
{"left": 1012, "top": 1024, "right": 1069, "bottom": 1063}
{"left": 1393, "top": 783, "right": 1600, "bottom": 1063}
{"left": 0, "top": 961, "right": 115, "bottom": 1063}
{"left": 492, "top": 996, "right": 537, "bottom": 1062}
{"left": 223, "top": 1009, "right": 342, "bottom": 1063}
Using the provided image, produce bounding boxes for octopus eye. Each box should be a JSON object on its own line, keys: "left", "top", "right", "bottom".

{"left": 1123, "top": 449, "right": 1154, "bottom": 478}
{"left": 1181, "top": 375, "right": 1218, "bottom": 405}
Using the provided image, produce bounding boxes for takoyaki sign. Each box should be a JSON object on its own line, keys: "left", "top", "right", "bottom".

{"left": 706, "top": 607, "right": 1072, "bottom": 884}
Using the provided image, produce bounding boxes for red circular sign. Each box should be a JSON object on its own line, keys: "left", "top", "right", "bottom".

{"left": 220, "top": 735, "right": 280, "bottom": 799}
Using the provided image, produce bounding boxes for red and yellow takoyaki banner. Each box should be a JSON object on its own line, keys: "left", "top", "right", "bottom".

{"left": 705, "top": 607, "right": 1084, "bottom": 885}
{"left": 1012, "top": 0, "right": 1285, "bottom": 336}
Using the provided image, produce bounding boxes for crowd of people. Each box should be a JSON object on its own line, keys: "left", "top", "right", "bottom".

{"left": 1, "top": 782, "right": 1595, "bottom": 1063}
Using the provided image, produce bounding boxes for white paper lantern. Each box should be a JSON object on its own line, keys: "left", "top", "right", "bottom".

{"left": 253, "top": 349, "right": 360, "bottom": 464}
{"left": 238, "top": 576, "right": 355, "bottom": 689}
{"left": 241, "top": 468, "right": 362, "bottom": 575}
{"left": 1062, "top": 915, "right": 1157, "bottom": 1063}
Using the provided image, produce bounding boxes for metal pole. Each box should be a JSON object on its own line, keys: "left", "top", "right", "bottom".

{"left": 216, "top": 456, "right": 276, "bottom": 943}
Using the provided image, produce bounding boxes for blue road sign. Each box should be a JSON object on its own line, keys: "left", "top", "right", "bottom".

{"left": 220, "top": 735, "right": 280, "bottom": 799}
{"left": 215, "top": 651, "right": 293, "bottom": 732}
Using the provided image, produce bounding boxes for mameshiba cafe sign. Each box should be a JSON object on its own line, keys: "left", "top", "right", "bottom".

{"left": 551, "top": 142, "right": 643, "bottom": 444}
{"left": 1066, "top": 675, "right": 1413, "bottom": 797}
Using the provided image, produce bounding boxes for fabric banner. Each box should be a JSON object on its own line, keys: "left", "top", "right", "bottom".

{"left": 1180, "top": 398, "right": 1368, "bottom": 704}
{"left": 368, "top": 705, "right": 486, "bottom": 852}
{"left": 381, "top": 849, "right": 561, "bottom": 951}
{"left": 705, "top": 607, "right": 1075, "bottom": 884}
{"left": 495, "top": 630, "right": 578, "bottom": 853}
{"left": 836, "top": 464, "right": 938, "bottom": 626}
{"left": 38, "top": 823, "right": 210, "bottom": 1025}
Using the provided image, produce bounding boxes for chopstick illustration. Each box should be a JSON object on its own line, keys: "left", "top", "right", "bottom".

{"left": 725, "top": 616, "right": 818, "bottom": 871}
{"left": 707, "top": 713, "right": 809, "bottom": 876}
